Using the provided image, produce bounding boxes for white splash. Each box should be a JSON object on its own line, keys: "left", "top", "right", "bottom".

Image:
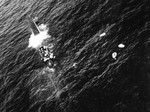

{"left": 28, "top": 24, "right": 50, "bottom": 49}
{"left": 39, "top": 24, "right": 47, "bottom": 31}
{"left": 118, "top": 43, "right": 125, "bottom": 48}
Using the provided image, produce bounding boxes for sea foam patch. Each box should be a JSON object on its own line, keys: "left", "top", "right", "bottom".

{"left": 28, "top": 24, "right": 50, "bottom": 49}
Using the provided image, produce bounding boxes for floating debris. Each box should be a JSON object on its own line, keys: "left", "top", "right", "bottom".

{"left": 49, "top": 68, "right": 55, "bottom": 73}
{"left": 99, "top": 32, "right": 106, "bottom": 37}
{"left": 39, "top": 24, "right": 47, "bottom": 31}
{"left": 118, "top": 43, "right": 125, "bottom": 48}
{"left": 73, "top": 63, "right": 77, "bottom": 68}
{"left": 33, "top": 17, "right": 38, "bottom": 22}
{"left": 112, "top": 52, "right": 117, "bottom": 60}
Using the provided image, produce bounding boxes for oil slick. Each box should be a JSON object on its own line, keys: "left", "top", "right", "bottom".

{"left": 28, "top": 16, "right": 51, "bottom": 49}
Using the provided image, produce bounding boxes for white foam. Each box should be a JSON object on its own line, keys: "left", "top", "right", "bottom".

{"left": 39, "top": 24, "right": 47, "bottom": 31}
{"left": 28, "top": 24, "right": 50, "bottom": 49}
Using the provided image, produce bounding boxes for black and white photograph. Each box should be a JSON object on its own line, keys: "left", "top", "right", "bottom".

{"left": 0, "top": 0, "right": 150, "bottom": 112}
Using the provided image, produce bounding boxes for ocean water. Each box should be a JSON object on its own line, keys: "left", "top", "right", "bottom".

{"left": 0, "top": 0, "right": 150, "bottom": 112}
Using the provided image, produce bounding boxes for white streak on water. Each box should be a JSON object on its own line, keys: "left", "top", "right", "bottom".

{"left": 99, "top": 32, "right": 106, "bottom": 37}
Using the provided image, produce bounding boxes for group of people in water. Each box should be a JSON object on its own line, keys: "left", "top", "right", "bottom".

{"left": 39, "top": 44, "right": 57, "bottom": 68}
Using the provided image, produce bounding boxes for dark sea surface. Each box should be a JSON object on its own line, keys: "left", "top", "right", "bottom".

{"left": 0, "top": 0, "right": 150, "bottom": 112}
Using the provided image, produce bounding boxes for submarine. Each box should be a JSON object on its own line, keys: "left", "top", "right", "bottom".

{"left": 27, "top": 16, "right": 56, "bottom": 68}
